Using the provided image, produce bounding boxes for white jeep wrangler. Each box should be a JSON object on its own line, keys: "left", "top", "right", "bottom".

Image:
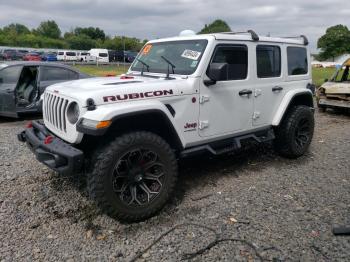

{"left": 19, "top": 30, "right": 315, "bottom": 222}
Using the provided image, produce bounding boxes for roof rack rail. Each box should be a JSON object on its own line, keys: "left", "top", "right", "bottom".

{"left": 218, "top": 30, "right": 259, "bottom": 41}
{"left": 279, "top": 35, "right": 309, "bottom": 46}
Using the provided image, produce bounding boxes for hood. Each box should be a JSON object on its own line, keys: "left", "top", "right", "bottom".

{"left": 45, "top": 75, "right": 192, "bottom": 106}
{"left": 321, "top": 82, "right": 350, "bottom": 95}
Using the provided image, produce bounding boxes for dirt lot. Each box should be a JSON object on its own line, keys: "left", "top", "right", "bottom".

{"left": 0, "top": 110, "right": 349, "bottom": 261}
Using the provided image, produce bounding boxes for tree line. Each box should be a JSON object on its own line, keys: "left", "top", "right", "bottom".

{"left": 0, "top": 20, "right": 147, "bottom": 51}
{"left": 0, "top": 19, "right": 347, "bottom": 60}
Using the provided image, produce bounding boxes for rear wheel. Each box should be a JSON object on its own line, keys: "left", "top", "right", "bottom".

{"left": 274, "top": 106, "right": 314, "bottom": 158}
{"left": 87, "top": 131, "right": 178, "bottom": 222}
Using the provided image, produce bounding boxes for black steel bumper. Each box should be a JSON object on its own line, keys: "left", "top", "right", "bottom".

{"left": 17, "top": 120, "right": 84, "bottom": 174}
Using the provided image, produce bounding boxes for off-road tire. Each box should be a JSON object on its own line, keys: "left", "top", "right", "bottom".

{"left": 87, "top": 131, "right": 178, "bottom": 222}
{"left": 274, "top": 105, "right": 314, "bottom": 158}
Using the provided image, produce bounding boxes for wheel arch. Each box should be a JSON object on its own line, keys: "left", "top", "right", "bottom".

{"left": 272, "top": 90, "right": 314, "bottom": 126}
{"left": 105, "top": 109, "right": 184, "bottom": 152}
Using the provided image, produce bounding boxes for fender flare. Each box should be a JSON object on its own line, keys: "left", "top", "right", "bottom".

{"left": 77, "top": 104, "right": 185, "bottom": 149}
{"left": 272, "top": 89, "right": 314, "bottom": 126}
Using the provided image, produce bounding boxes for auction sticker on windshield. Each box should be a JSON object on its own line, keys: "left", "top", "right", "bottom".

{"left": 142, "top": 45, "right": 152, "bottom": 55}
{"left": 181, "top": 49, "right": 201, "bottom": 60}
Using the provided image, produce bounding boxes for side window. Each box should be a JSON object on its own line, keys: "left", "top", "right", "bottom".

{"left": 256, "top": 45, "right": 281, "bottom": 78}
{"left": 40, "top": 67, "right": 78, "bottom": 81}
{"left": 210, "top": 45, "right": 248, "bottom": 80}
{"left": 287, "top": 47, "right": 308, "bottom": 75}
{"left": 0, "top": 66, "right": 22, "bottom": 86}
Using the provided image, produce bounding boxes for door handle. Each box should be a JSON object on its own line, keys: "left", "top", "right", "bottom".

{"left": 272, "top": 86, "right": 283, "bottom": 92}
{"left": 239, "top": 89, "right": 253, "bottom": 96}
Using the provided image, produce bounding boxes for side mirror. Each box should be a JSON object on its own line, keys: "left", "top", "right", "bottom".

{"left": 0, "top": 78, "right": 3, "bottom": 84}
{"left": 204, "top": 63, "right": 228, "bottom": 86}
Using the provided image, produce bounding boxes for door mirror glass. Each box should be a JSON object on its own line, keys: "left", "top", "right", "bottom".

{"left": 205, "top": 63, "right": 228, "bottom": 86}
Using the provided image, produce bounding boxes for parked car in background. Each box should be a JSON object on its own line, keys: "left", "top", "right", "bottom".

{"left": 77, "top": 51, "right": 90, "bottom": 62}
{"left": 316, "top": 58, "right": 350, "bottom": 112}
{"left": 23, "top": 52, "right": 42, "bottom": 61}
{"left": 2, "top": 49, "right": 21, "bottom": 61}
{"left": 88, "top": 48, "right": 109, "bottom": 63}
{"left": 0, "top": 61, "right": 90, "bottom": 118}
{"left": 124, "top": 50, "right": 138, "bottom": 62}
{"left": 41, "top": 52, "right": 57, "bottom": 62}
{"left": 57, "top": 51, "right": 77, "bottom": 61}
{"left": 16, "top": 50, "right": 29, "bottom": 60}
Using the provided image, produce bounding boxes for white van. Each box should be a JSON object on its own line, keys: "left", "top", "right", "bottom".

{"left": 57, "top": 51, "right": 77, "bottom": 61}
{"left": 88, "top": 48, "right": 109, "bottom": 63}
{"left": 77, "top": 51, "right": 90, "bottom": 62}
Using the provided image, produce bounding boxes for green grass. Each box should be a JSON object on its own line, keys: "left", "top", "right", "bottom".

{"left": 74, "top": 65, "right": 128, "bottom": 77}
{"left": 74, "top": 65, "right": 334, "bottom": 87}
{"left": 312, "top": 67, "right": 336, "bottom": 87}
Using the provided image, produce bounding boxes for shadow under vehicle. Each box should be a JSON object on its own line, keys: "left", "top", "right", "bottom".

{"left": 316, "top": 58, "right": 350, "bottom": 111}
{"left": 0, "top": 61, "right": 90, "bottom": 118}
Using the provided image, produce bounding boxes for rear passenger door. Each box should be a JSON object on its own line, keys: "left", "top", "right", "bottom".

{"left": 38, "top": 66, "right": 79, "bottom": 94}
{"left": 252, "top": 44, "right": 285, "bottom": 126}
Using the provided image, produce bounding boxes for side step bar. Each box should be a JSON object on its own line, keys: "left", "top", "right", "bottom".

{"left": 180, "top": 128, "right": 275, "bottom": 158}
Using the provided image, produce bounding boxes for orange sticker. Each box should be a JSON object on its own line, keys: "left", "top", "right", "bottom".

{"left": 142, "top": 45, "right": 152, "bottom": 55}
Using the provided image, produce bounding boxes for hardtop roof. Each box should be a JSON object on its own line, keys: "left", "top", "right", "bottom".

{"left": 149, "top": 32, "right": 308, "bottom": 46}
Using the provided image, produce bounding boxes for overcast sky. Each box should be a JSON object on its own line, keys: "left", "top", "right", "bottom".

{"left": 0, "top": 0, "right": 349, "bottom": 51}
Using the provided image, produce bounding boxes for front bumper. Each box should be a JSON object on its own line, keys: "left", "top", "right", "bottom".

{"left": 318, "top": 98, "right": 350, "bottom": 109}
{"left": 17, "top": 120, "right": 84, "bottom": 174}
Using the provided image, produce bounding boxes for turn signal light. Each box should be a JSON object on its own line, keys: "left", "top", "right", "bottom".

{"left": 44, "top": 135, "right": 54, "bottom": 145}
{"left": 96, "top": 120, "right": 112, "bottom": 129}
{"left": 26, "top": 121, "right": 33, "bottom": 128}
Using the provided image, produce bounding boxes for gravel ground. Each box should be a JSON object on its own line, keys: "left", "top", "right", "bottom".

{"left": 0, "top": 110, "right": 349, "bottom": 261}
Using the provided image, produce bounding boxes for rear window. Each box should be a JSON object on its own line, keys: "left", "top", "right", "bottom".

{"left": 287, "top": 47, "right": 308, "bottom": 75}
{"left": 256, "top": 45, "right": 281, "bottom": 78}
{"left": 41, "top": 67, "right": 78, "bottom": 81}
{"left": 99, "top": 53, "right": 108, "bottom": 57}
{"left": 66, "top": 52, "right": 76, "bottom": 56}
{"left": 58, "top": 52, "right": 64, "bottom": 55}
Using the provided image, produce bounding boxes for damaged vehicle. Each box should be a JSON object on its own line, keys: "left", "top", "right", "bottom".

{"left": 0, "top": 61, "right": 89, "bottom": 118}
{"left": 317, "top": 59, "right": 350, "bottom": 111}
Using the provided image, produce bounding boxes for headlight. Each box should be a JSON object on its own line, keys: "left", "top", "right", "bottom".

{"left": 67, "top": 102, "right": 80, "bottom": 124}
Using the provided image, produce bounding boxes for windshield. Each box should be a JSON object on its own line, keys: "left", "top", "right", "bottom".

{"left": 131, "top": 40, "right": 208, "bottom": 75}
{"left": 331, "top": 65, "right": 350, "bottom": 82}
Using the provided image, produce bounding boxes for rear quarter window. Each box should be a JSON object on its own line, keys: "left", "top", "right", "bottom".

{"left": 287, "top": 47, "right": 308, "bottom": 75}
{"left": 0, "top": 66, "right": 22, "bottom": 85}
{"left": 40, "top": 67, "right": 78, "bottom": 81}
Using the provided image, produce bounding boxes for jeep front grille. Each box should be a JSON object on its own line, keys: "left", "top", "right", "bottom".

{"left": 43, "top": 92, "right": 69, "bottom": 132}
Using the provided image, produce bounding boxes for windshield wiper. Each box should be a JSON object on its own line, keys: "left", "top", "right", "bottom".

{"left": 136, "top": 58, "right": 150, "bottom": 76}
{"left": 161, "top": 56, "right": 176, "bottom": 79}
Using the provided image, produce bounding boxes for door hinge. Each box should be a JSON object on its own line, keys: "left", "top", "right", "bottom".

{"left": 199, "top": 120, "right": 209, "bottom": 130}
{"left": 199, "top": 95, "right": 210, "bottom": 104}
{"left": 253, "top": 111, "right": 260, "bottom": 120}
{"left": 254, "top": 89, "right": 262, "bottom": 97}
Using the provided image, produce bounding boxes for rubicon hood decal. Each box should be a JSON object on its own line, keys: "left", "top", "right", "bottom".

{"left": 103, "top": 81, "right": 143, "bottom": 86}
{"left": 103, "top": 89, "right": 174, "bottom": 102}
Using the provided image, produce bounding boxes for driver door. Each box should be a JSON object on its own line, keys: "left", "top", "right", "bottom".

{"left": 198, "top": 44, "right": 254, "bottom": 137}
{"left": 0, "top": 65, "right": 22, "bottom": 117}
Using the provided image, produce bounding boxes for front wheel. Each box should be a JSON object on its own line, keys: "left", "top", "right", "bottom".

{"left": 274, "top": 106, "right": 315, "bottom": 158}
{"left": 87, "top": 131, "right": 178, "bottom": 222}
